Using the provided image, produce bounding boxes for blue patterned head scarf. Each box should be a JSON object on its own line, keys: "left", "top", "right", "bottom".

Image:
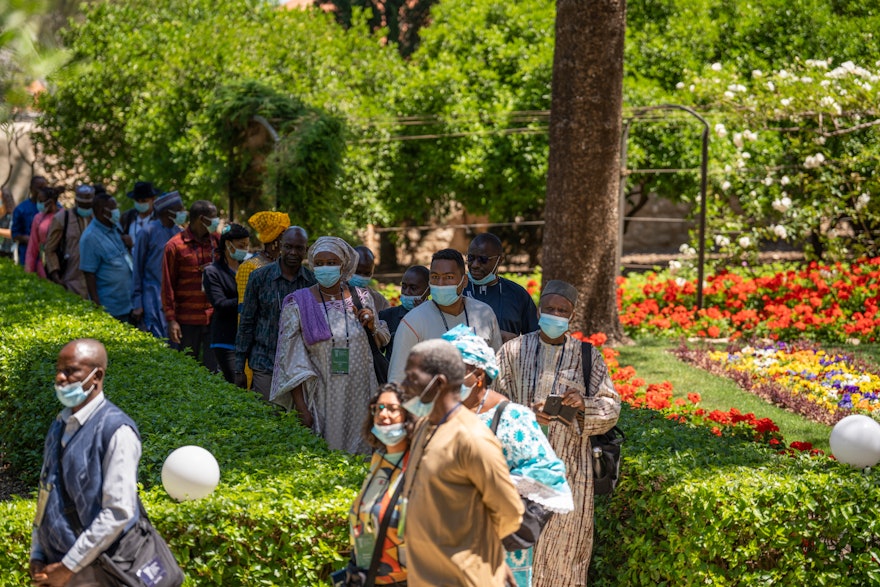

{"left": 441, "top": 323, "right": 499, "bottom": 380}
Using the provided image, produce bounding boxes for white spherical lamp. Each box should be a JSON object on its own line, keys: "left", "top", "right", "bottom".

{"left": 829, "top": 415, "right": 880, "bottom": 469}
{"left": 161, "top": 445, "right": 220, "bottom": 501}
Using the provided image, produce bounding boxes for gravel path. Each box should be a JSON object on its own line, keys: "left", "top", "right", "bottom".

{"left": 0, "top": 452, "right": 31, "bottom": 501}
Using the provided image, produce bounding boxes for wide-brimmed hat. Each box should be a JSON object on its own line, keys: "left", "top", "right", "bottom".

{"left": 126, "top": 181, "right": 159, "bottom": 200}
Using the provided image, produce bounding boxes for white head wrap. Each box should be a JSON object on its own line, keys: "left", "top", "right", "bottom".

{"left": 308, "top": 236, "right": 359, "bottom": 281}
{"left": 441, "top": 323, "right": 500, "bottom": 380}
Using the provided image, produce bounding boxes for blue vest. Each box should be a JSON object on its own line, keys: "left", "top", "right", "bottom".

{"left": 36, "top": 399, "right": 140, "bottom": 564}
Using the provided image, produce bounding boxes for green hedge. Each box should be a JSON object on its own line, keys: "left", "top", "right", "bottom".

{"left": 0, "top": 260, "right": 364, "bottom": 585}
{"left": 591, "top": 405, "right": 880, "bottom": 586}
{"left": 3, "top": 258, "right": 880, "bottom": 585}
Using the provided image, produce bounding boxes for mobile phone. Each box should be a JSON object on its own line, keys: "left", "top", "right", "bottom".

{"left": 542, "top": 396, "right": 577, "bottom": 424}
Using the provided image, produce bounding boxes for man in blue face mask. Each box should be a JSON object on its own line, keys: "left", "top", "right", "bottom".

{"left": 378, "top": 265, "right": 429, "bottom": 360}
{"left": 44, "top": 184, "right": 94, "bottom": 300}
{"left": 464, "top": 232, "right": 539, "bottom": 344}
{"left": 494, "top": 279, "right": 621, "bottom": 587}
{"left": 351, "top": 245, "right": 391, "bottom": 312}
{"left": 29, "top": 338, "right": 149, "bottom": 586}
{"left": 121, "top": 181, "right": 158, "bottom": 245}
{"left": 79, "top": 193, "right": 134, "bottom": 323}
{"left": 400, "top": 338, "right": 524, "bottom": 586}
{"left": 387, "top": 248, "right": 502, "bottom": 385}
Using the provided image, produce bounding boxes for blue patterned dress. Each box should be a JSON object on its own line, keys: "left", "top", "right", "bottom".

{"left": 478, "top": 400, "right": 574, "bottom": 587}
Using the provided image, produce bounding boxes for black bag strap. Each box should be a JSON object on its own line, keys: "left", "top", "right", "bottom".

{"left": 490, "top": 401, "right": 509, "bottom": 435}
{"left": 581, "top": 342, "right": 594, "bottom": 397}
{"left": 363, "top": 471, "right": 406, "bottom": 587}
{"left": 348, "top": 284, "right": 383, "bottom": 356}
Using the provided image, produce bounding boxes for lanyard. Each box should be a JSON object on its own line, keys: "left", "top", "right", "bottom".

{"left": 434, "top": 300, "right": 470, "bottom": 332}
{"left": 530, "top": 338, "right": 567, "bottom": 405}
{"left": 319, "top": 286, "right": 350, "bottom": 348}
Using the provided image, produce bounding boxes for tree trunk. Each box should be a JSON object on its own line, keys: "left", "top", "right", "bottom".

{"left": 542, "top": 0, "right": 628, "bottom": 344}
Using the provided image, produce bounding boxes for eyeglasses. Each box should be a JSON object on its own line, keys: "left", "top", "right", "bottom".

{"left": 466, "top": 254, "right": 500, "bottom": 265}
{"left": 370, "top": 403, "right": 403, "bottom": 416}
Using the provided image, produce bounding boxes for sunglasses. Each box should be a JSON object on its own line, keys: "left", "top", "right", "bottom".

{"left": 466, "top": 254, "right": 500, "bottom": 265}
{"left": 370, "top": 403, "right": 403, "bottom": 416}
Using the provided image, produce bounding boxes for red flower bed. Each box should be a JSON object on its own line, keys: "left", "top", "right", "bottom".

{"left": 617, "top": 258, "right": 880, "bottom": 342}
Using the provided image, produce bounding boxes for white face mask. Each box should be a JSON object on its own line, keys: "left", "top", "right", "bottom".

{"left": 371, "top": 423, "right": 408, "bottom": 447}
{"left": 403, "top": 374, "right": 440, "bottom": 418}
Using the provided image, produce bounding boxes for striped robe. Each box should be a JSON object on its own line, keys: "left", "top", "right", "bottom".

{"left": 496, "top": 332, "right": 621, "bottom": 587}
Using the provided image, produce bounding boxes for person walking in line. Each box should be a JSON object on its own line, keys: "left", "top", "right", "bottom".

{"left": 495, "top": 280, "right": 621, "bottom": 587}
{"left": 44, "top": 185, "right": 94, "bottom": 299}
{"left": 12, "top": 175, "right": 48, "bottom": 265}
{"left": 378, "top": 265, "right": 429, "bottom": 360}
{"left": 79, "top": 193, "right": 133, "bottom": 323}
{"left": 24, "top": 185, "right": 63, "bottom": 277}
{"left": 161, "top": 199, "right": 220, "bottom": 369}
{"left": 204, "top": 223, "right": 250, "bottom": 383}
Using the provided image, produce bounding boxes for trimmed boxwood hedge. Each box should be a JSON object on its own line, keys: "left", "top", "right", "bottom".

{"left": 0, "top": 260, "right": 365, "bottom": 585}
{"left": 2, "top": 259, "right": 880, "bottom": 585}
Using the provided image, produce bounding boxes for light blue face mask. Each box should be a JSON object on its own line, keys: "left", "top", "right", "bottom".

{"left": 371, "top": 423, "right": 408, "bottom": 447}
{"left": 134, "top": 201, "right": 152, "bottom": 214}
{"left": 76, "top": 207, "right": 93, "bottom": 218}
{"left": 228, "top": 244, "right": 248, "bottom": 262}
{"left": 314, "top": 265, "right": 342, "bottom": 288}
{"left": 403, "top": 374, "right": 440, "bottom": 418}
{"left": 348, "top": 274, "right": 372, "bottom": 288}
{"left": 538, "top": 313, "right": 570, "bottom": 339}
{"left": 172, "top": 210, "right": 188, "bottom": 226}
{"left": 430, "top": 277, "right": 464, "bottom": 307}
{"left": 468, "top": 257, "right": 500, "bottom": 286}
{"left": 54, "top": 367, "right": 98, "bottom": 408}
{"left": 36, "top": 201, "right": 46, "bottom": 213}
{"left": 105, "top": 208, "right": 121, "bottom": 225}
{"left": 202, "top": 217, "right": 220, "bottom": 233}
{"left": 400, "top": 287, "right": 428, "bottom": 311}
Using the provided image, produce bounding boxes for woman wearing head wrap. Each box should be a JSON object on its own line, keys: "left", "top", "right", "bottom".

{"left": 271, "top": 236, "right": 391, "bottom": 454}
{"left": 443, "top": 323, "right": 574, "bottom": 587}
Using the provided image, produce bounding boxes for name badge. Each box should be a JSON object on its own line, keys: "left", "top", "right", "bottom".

{"left": 331, "top": 348, "right": 350, "bottom": 375}
{"left": 354, "top": 532, "right": 377, "bottom": 568}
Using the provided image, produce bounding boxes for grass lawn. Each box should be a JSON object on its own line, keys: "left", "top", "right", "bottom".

{"left": 616, "top": 337, "right": 832, "bottom": 451}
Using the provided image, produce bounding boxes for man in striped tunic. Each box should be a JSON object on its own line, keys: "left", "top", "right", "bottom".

{"left": 495, "top": 279, "right": 620, "bottom": 586}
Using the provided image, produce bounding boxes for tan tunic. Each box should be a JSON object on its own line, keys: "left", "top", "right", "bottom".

{"left": 43, "top": 208, "right": 90, "bottom": 299}
{"left": 496, "top": 332, "right": 621, "bottom": 587}
{"left": 403, "top": 406, "right": 524, "bottom": 587}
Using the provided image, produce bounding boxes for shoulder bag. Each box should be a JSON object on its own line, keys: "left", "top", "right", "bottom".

{"left": 581, "top": 342, "right": 625, "bottom": 496}
{"left": 59, "top": 442, "right": 184, "bottom": 586}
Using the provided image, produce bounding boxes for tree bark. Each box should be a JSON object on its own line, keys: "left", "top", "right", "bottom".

{"left": 542, "top": 0, "right": 628, "bottom": 344}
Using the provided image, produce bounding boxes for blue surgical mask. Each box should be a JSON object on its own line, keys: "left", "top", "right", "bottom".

{"left": 468, "top": 257, "right": 500, "bottom": 286}
{"left": 314, "top": 265, "right": 342, "bottom": 288}
{"left": 202, "top": 217, "right": 220, "bottom": 233}
{"left": 172, "top": 210, "right": 188, "bottom": 226}
{"left": 348, "top": 274, "right": 372, "bottom": 288}
{"left": 134, "top": 201, "right": 152, "bottom": 214}
{"left": 36, "top": 202, "right": 46, "bottom": 213}
{"left": 76, "top": 207, "right": 93, "bottom": 218}
{"left": 403, "top": 375, "right": 439, "bottom": 418}
{"left": 372, "top": 423, "right": 408, "bottom": 447}
{"left": 228, "top": 245, "right": 248, "bottom": 262}
{"left": 400, "top": 287, "right": 428, "bottom": 311}
{"left": 539, "top": 313, "right": 570, "bottom": 339}
{"left": 105, "top": 208, "right": 120, "bottom": 224}
{"left": 54, "top": 367, "right": 98, "bottom": 408}
{"left": 430, "top": 277, "right": 464, "bottom": 307}
{"left": 460, "top": 382, "right": 475, "bottom": 401}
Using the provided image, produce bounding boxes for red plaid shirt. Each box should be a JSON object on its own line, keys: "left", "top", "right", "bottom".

{"left": 162, "top": 228, "right": 219, "bottom": 325}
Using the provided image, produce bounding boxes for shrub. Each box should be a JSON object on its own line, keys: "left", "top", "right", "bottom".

{"left": 0, "top": 260, "right": 365, "bottom": 585}
{"left": 591, "top": 405, "right": 880, "bottom": 586}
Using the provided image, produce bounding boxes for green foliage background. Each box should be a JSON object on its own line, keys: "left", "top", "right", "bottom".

{"left": 30, "top": 0, "right": 880, "bottom": 252}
